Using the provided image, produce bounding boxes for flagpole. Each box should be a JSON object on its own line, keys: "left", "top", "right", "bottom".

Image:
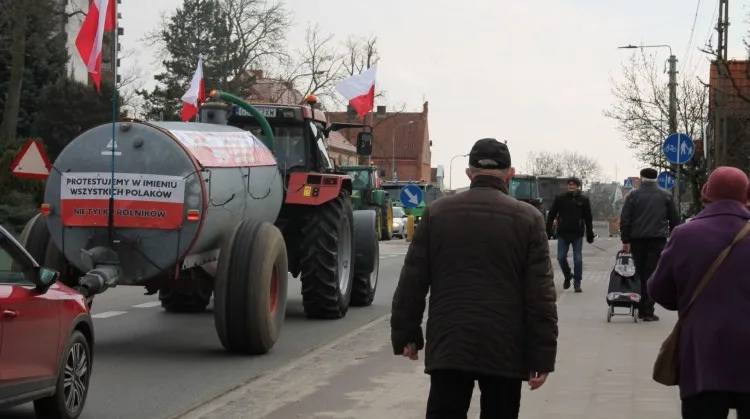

{"left": 107, "top": 0, "right": 118, "bottom": 246}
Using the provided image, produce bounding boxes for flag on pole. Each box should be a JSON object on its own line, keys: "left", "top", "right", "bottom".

{"left": 181, "top": 56, "right": 206, "bottom": 121}
{"left": 75, "top": 0, "right": 116, "bottom": 93}
{"left": 336, "top": 63, "right": 377, "bottom": 120}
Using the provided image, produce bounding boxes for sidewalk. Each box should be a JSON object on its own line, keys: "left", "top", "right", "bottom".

{"left": 178, "top": 237, "right": 689, "bottom": 419}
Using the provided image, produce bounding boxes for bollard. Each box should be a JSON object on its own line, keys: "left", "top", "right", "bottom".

{"left": 405, "top": 215, "right": 415, "bottom": 242}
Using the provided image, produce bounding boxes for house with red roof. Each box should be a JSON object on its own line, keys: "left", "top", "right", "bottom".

{"left": 327, "top": 102, "right": 432, "bottom": 182}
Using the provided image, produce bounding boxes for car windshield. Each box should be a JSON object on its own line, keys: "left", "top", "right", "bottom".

{"left": 245, "top": 125, "right": 306, "bottom": 170}
{"left": 509, "top": 178, "right": 537, "bottom": 199}
{"left": 393, "top": 207, "right": 405, "bottom": 218}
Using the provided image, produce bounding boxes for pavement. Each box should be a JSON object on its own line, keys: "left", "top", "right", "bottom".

{"left": 0, "top": 241, "right": 411, "bottom": 419}
{"left": 4, "top": 222, "right": 703, "bottom": 419}
{"left": 173, "top": 233, "right": 695, "bottom": 419}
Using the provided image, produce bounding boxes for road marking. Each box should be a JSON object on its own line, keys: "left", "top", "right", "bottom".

{"left": 91, "top": 311, "right": 128, "bottom": 319}
{"left": 133, "top": 301, "right": 161, "bottom": 308}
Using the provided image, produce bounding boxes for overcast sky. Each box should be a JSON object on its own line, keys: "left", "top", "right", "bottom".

{"left": 119, "top": 0, "right": 750, "bottom": 188}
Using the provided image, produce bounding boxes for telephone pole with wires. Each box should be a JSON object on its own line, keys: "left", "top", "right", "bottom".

{"left": 712, "top": 0, "right": 730, "bottom": 169}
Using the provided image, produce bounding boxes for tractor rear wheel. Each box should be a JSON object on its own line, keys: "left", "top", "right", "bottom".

{"left": 214, "top": 220, "right": 288, "bottom": 354}
{"left": 299, "top": 190, "right": 355, "bottom": 319}
{"left": 351, "top": 210, "right": 379, "bottom": 307}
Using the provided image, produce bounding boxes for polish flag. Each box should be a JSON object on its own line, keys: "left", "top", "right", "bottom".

{"left": 181, "top": 57, "right": 206, "bottom": 121}
{"left": 75, "top": 0, "right": 116, "bottom": 93}
{"left": 336, "top": 63, "right": 377, "bottom": 120}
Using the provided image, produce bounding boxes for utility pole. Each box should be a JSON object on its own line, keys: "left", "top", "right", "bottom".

{"left": 668, "top": 54, "right": 680, "bottom": 206}
{"left": 713, "top": 0, "right": 730, "bottom": 168}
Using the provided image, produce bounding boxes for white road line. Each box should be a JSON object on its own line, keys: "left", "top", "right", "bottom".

{"left": 133, "top": 301, "right": 161, "bottom": 308}
{"left": 91, "top": 311, "right": 128, "bottom": 319}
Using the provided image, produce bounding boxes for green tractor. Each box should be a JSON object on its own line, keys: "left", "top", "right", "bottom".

{"left": 341, "top": 164, "right": 394, "bottom": 241}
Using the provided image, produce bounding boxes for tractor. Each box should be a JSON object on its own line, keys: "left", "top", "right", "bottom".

{"left": 340, "top": 163, "right": 393, "bottom": 241}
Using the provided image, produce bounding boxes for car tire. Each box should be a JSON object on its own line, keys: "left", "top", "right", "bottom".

{"left": 34, "top": 330, "right": 91, "bottom": 419}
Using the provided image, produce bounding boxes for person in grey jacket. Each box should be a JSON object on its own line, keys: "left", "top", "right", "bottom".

{"left": 619, "top": 168, "right": 680, "bottom": 321}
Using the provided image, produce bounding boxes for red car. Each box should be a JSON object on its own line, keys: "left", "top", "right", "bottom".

{"left": 0, "top": 224, "right": 94, "bottom": 419}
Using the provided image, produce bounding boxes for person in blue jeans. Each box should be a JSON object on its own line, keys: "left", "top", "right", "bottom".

{"left": 546, "top": 178, "right": 594, "bottom": 292}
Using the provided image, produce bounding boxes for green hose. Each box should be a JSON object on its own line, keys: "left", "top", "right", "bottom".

{"left": 209, "top": 90, "right": 275, "bottom": 152}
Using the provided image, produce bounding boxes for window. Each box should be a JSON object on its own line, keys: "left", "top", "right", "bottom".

{"left": 0, "top": 234, "right": 33, "bottom": 285}
{"left": 338, "top": 155, "right": 344, "bottom": 165}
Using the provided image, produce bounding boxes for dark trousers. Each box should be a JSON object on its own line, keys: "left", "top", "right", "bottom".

{"left": 629, "top": 238, "right": 666, "bottom": 316}
{"left": 682, "top": 391, "right": 750, "bottom": 419}
{"left": 426, "top": 369, "right": 522, "bottom": 419}
{"left": 556, "top": 236, "right": 583, "bottom": 284}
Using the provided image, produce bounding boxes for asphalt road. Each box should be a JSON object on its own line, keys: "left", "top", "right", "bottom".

{"left": 1, "top": 241, "right": 411, "bottom": 419}
{"left": 2, "top": 222, "right": 611, "bottom": 419}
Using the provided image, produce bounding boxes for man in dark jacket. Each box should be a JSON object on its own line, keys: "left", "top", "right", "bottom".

{"left": 545, "top": 178, "right": 595, "bottom": 292}
{"left": 620, "top": 167, "right": 680, "bottom": 321}
{"left": 391, "top": 138, "right": 558, "bottom": 419}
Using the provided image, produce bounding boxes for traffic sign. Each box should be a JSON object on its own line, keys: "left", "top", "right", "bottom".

{"left": 663, "top": 133, "right": 694, "bottom": 164}
{"left": 11, "top": 139, "right": 51, "bottom": 179}
{"left": 623, "top": 178, "right": 634, "bottom": 190}
{"left": 400, "top": 184, "right": 423, "bottom": 208}
{"left": 657, "top": 172, "right": 675, "bottom": 190}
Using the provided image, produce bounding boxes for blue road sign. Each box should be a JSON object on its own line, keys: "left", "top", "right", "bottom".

{"left": 663, "top": 133, "right": 695, "bottom": 164}
{"left": 657, "top": 172, "right": 675, "bottom": 190}
{"left": 623, "top": 178, "right": 634, "bottom": 189}
{"left": 400, "top": 184, "right": 424, "bottom": 208}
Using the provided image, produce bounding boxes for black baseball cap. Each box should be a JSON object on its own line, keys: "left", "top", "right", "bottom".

{"left": 469, "top": 138, "right": 511, "bottom": 170}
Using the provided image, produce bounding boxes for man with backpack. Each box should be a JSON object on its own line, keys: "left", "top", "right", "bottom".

{"left": 546, "top": 177, "right": 595, "bottom": 293}
{"left": 619, "top": 167, "right": 680, "bottom": 322}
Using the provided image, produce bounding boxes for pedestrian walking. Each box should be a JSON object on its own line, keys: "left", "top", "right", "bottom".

{"left": 648, "top": 167, "right": 750, "bottom": 418}
{"left": 619, "top": 168, "right": 680, "bottom": 321}
{"left": 390, "top": 138, "right": 558, "bottom": 419}
{"left": 545, "top": 177, "right": 595, "bottom": 292}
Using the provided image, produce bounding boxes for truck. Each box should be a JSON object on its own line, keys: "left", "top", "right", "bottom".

{"left": 379, "top": 180, "right": 443, "bottom": 223}
{"left": 339, "top": 164, "right": 393, "bottom": 241}
{"left": 509, "top": 174, "right": 544, "bottom": 213}
{"left": 22, "top": 92, "right": 380, "bottom": 355}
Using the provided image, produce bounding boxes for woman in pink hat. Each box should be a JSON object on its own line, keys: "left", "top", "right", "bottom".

{"left": 649, "top": 167, "right": 750, "bottom": 417}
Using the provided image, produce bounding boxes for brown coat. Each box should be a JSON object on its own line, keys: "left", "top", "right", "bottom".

{"left": 390, "top": 175, "right": 558, "bottom": 378}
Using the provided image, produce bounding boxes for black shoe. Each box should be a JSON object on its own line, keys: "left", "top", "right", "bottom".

{"left": 574, "top": 285, "right": 582, "bottom": 293}
{"left": 642, "top": 314, "right": 660, "bottom": 322}
{"left": 563, "top": 277, "right": 571, "bottom": 290}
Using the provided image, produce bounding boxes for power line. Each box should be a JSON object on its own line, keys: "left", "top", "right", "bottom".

{"left": 688, "top": 0, "right": 719, "bottom": 79}
{"left": 681, "top": 0, "right": 702, "bottom": 74}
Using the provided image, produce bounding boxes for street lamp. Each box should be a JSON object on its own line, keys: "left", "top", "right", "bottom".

{"left": 449, "top": 153, "right": 469, "bottom": 190}
{"left": 618, "top": 43, "right": 681, "bottom": 204}
{"left": 392, "top": 121, "right": 414, "bottom": 180}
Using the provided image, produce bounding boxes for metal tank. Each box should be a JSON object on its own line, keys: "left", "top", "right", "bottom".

{"left": 43, "top": 119, "right": 283, "bottom": 288}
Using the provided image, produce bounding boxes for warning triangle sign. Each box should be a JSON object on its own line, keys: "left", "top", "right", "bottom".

{"left": 11, "top": 140, "right": 51, "bottom": 179}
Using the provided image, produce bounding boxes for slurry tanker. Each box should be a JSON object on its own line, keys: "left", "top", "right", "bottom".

{"left": 22, "top": 92, "right": 380, "bottom": 354}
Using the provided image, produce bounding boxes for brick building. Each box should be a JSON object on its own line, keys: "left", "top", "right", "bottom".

{"left": 327, "top": 102, "right": 432, "bottom": 181}
{"left": 328, "top": 131, "right": 358, "bottom": 166}
{"left": 709, "top": 60, "right": 750, "bottom": 171}
{"left": 243, "top": 70, "right": 304, "bottom": 105}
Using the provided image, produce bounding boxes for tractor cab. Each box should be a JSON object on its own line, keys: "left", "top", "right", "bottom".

{"left": 226, "top": 94, "right": 373, "bottom": 179}
{"left": 509, "top": 174, "right": 544, "bottom": 214}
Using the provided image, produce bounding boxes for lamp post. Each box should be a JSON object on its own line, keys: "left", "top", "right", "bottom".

{"left": 618, "top": 44, "right": 679, "bottom": 205}
{"left": 391, "top": 121, "right": 414, "bottom": 180}
{"left": 449, "top": 153, "right": 469, "bottom": 190}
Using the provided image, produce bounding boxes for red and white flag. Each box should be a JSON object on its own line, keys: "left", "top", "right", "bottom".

{"left": 336, "top": 63, "right": 377, "bottom": 120}
{"left": 75, "top": 0, "right": 116, "bottom": 93}
{"left": 181, "top": 56, "right": 206, "bottom": 121}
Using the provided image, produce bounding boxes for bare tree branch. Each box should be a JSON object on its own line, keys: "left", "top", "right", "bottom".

{"left": 524, "top": 150, "right": 602, "bottom": 183}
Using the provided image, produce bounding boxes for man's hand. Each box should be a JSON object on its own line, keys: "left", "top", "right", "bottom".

{"left": 622, "top": 243, "right": 631, "bottom": 253}
{"left": 402, "top": 343, "right": 419, "bottom": 361}
{"left": 528, "top": 372, "right": 549, "bottom": 390}
{"left": 586, "top": 234, "right": 595, "bottom": 244}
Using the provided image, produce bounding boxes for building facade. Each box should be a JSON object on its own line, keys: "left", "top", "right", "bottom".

{"left": 327, "top": 102, "right": 432, "bottom": 182}
{"left": 61, "top": 0, "right": 122, "bottom": 86}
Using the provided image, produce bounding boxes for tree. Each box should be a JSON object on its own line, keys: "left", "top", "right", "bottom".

{"left": 139, "top": 0, "right": 291, "bottom": 120}
{"left": 587, "top": 182, "right": 619, "bottom": 221}
{"left": 0, "top": 0, "right": 70, "bottom": 148}
{"left": 524, "top": 150, "right": 602, "bottom": 183}
{"left": 36, "top": 79, "right": 123, "bottom": 161}
{"left": 604, "top": 52, "right": 708, "bottom": 216}
{"left": 277, "top": 24, "right": 345, "bottom": 106}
